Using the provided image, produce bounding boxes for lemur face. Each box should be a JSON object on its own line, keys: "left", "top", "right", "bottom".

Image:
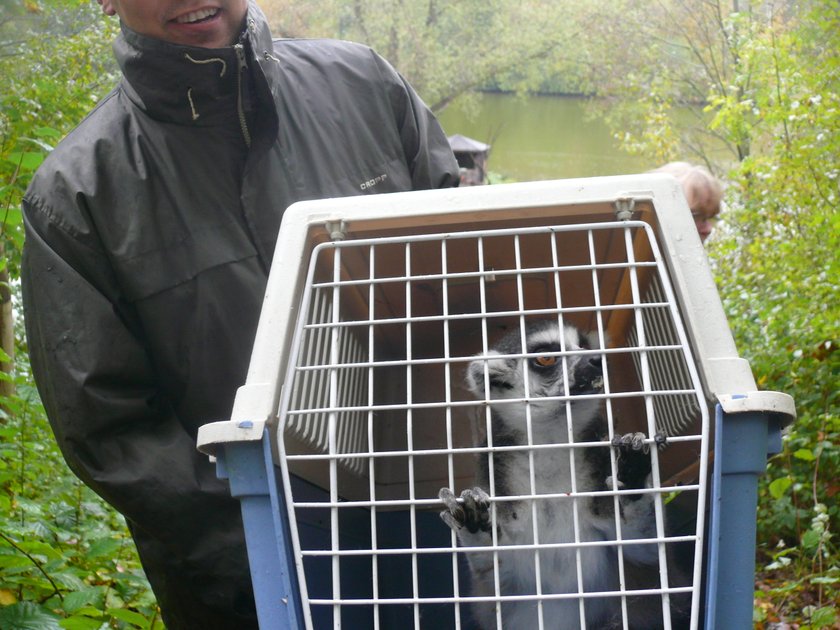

{"left": 465, "top": 320, "right": 604, "bottom": 403}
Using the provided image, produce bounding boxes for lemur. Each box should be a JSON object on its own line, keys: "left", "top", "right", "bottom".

{"left": 438, "top": 320, "right": 687, "bottom": 629}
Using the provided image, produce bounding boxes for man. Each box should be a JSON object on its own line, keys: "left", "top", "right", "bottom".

{"left": 652, "top": 161, "right": 723, "bottom": 242}
{"left": 20, "top": 0, "right": 458, "bottom": 627}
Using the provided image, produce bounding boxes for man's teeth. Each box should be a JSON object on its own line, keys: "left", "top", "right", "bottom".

{"left": 175, "top": 8, "right": 219, "bottom": 24}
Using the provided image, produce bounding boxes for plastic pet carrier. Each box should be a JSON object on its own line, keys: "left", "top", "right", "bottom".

{"left": 197, "top": 175, "right": 795, "bottom": 630}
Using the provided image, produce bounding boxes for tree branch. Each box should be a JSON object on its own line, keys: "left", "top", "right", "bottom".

{"left": 0, "top": 531, "right": 64, "bottom": 603}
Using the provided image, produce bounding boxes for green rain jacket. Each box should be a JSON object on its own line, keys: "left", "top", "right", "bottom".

{"left": 20, "top": 3, "right": 458, "bottom": 628}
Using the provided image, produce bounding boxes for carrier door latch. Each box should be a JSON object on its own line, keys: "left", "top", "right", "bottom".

{"left": 325, "top": 220, "right": 347, "bottom": 241}
{"left": 614, "top": 196, "right": 636, "bottom": 220}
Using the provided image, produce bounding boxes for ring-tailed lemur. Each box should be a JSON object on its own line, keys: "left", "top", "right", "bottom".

{"left": 439, "top": 320, "right": 683, "bottom": 629}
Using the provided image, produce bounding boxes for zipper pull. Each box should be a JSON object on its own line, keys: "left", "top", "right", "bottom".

{"left": 234, "top": 43, "right": 247, "bottom": 70}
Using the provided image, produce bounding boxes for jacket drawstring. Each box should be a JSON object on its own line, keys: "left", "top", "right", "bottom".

{"left": 183, "top": 53, "right": 228, "bottom": 121}
{"left": 186, "top": 88, "right": 199, "bottom": 121}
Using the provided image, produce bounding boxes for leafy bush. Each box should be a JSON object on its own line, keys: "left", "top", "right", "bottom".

{"left": 1, "top": 365, "right": 164, "bottom": 630}
{"left": 1, "top": 1, "right": 163, "bottom": 628}
{"left": 1, "top": 0, "right": 118, "bottom": 269}
{"left": 706, "top": 3, "right": 839, "bottom": 626}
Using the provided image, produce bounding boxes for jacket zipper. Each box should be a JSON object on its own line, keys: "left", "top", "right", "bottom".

{"left": 234, "top": 43, "right": 252, "bottom": 149}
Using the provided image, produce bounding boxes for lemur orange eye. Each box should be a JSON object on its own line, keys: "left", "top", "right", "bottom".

{"left": 534, "top": 356, "right": 557, "bottom": 367}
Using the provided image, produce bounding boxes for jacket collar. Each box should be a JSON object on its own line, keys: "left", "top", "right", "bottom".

{"left": 113, "top": 1, "right": 275, "bottom": 127}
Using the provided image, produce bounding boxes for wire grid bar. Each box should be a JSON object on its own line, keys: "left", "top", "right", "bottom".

{"left": 276, "top": 220, "right": 709, "bottom": 630}
{"left": 297, "top": 533, "right": 701, "bottom": 557}
{"left": 307, "top": 585, "right": 698, "bottom": 607}
{"left": 308, "top": 259, "right": 660, "bottom": 290}
{"left": 297, "top": 298, "right": 671, "bottom": 330}
{"left": 284, "top": 433, "right": 702, "bottom": 465}
{"left": 288, "top": 481, "right": 704, "bottom": 510}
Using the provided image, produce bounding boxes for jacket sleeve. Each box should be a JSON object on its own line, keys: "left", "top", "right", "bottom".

{"left": 20, "top": 194, "right": 251, "bottom": 611}
{"left": 372, "top": 52, "right": 460, "bottom": 191}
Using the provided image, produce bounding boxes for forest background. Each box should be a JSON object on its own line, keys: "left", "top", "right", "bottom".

{"left": 0, "top": 0, "right": 837, "bottom": 628}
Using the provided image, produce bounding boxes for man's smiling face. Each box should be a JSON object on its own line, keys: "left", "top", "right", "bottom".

{"left": 100, "top": 0, "right": 248, "bottom": 48}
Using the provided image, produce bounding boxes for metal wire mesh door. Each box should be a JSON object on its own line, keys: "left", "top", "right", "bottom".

{"left": 276, "top": 219, "right": 709, "bottom": 630}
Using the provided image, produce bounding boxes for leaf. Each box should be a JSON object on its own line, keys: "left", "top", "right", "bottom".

{"left": 103, "top": 589, "right": 125, "bottom": 611}
{"left": 768, "top": 476, "right": 793, "bottom": 499}
{"left": 792, "top": 448, "right": 816, "bottom": 461}
{"left": 59, "top": 617, "right": 104, "bottom": 630}
{"left": 20, "top": 137, "right": 55, "bottom": 154}
{"left": 0, "top": 555, "right": 33, "bottom": 569}
{"left": 17, "top": 540, "right": 62, "bottom": 561}
{"left": 32, "top": 127, "right": 62, "bottom": 140}
{"left": 70, "top": 607, "right": 107, "bottom": 618}
{"left": 811, "top": 575, "right": 839, "bottom": 585}
{"left": 810, "top": 605, "right": 837, "bottom": 627}
{"left": 0, "top": 601, "right": 62, "bottom": 630}
{"left": 86, "top": 537, "right": 121, "bottom": 559}
{"left": 3, "top": 152, "right": 45, "bottom": 173}
{"left": 3, "top": 207, "right": 24, "bottom": 229}
{"left": 801, "top": 528, "right": 821, "bottom": 551}
{"left": 106, "top": 607, "right": 149, "bottom": 627}
{"left": 52, "top": 571, "right": 88, "bottom": 592}
{"left": 62, "top": 588, "right": 102, "bottom": 614}
{"left": 0, "top": 588, "right": 17, "bottom": 605}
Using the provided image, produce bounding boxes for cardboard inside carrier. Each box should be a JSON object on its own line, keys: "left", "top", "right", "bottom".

{"left": 278, "top": 199, "right": 706, "bottom": 506}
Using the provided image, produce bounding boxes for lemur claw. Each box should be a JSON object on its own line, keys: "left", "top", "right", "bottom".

{"left": 438, "top": 487, "right": 491, "bottom": 534}
{"left": 612, "top": 431, "right": 648, "bottom": 453}
{"left": 611, "top": 431, "right": 668, "bottom": 454}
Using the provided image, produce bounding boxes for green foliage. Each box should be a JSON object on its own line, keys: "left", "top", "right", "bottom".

{"left": 1, "top": 1, "right": 162, "bottom": 627}
{"left": 709, "top": 0, "right": 838, "bottom": 533}
{"left": 1, "top": 0, "right": 118, "bottom": 275}
{"left": 0, "top": 363, "right": 164, "bottom": 628}
{"left": 261, "top": 0, "right": 586, "bottom": 112}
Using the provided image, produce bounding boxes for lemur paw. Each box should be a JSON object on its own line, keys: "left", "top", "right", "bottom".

{"left": 610, "top": 431, "right": 667, "bottom": 454}
{"left": 438, "top": 487, "right": 491, "bottom": 534}
{"left": 609, "top": 432, "right": 667, "bottom": 495}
